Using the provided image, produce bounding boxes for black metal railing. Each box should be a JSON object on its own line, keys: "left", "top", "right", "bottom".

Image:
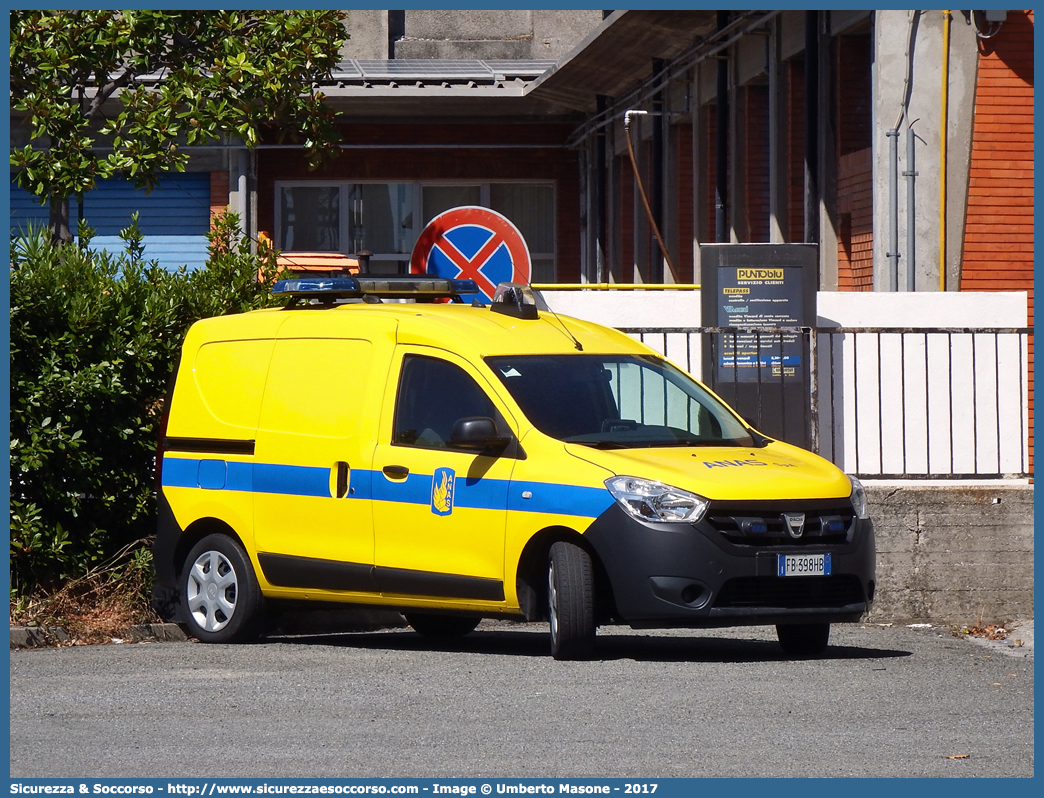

{"left": 619, "top": 326, "right": 1032, "bottom": 479}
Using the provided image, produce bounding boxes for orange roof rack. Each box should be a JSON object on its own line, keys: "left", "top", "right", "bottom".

{"left": 276, "top": 251, "right": 361, "bottom": 275}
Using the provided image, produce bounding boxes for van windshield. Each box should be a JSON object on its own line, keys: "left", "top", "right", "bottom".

{"left": 486, "top": 354, "right": 756, "bottom": 449}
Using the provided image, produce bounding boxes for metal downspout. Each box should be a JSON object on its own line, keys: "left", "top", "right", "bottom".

{"left": 887, "top": 130, "right": 900, "bottom": 291}
{"left": 940, "top": 10, "right": 951, "bottom": 291}
{"left": 887, "top": 11, "right": 920, "bottom": 291}
{"left": 905, "top": 122, "right": 919, "bottom": 291}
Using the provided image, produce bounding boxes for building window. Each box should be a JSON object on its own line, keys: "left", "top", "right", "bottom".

{"left": 276, "top": 181, "right": 556, "bottom": 280}
{"left": 347, "top": 183, "right": 413, "bottom": 273}
{"left": 279, "top": 185, "right": 339, "bottom": 251}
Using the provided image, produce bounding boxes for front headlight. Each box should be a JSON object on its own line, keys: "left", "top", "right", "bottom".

{"left": 605, "top": 476, "right": 709, "bottom": 524}
{"left": 848, "top": 475, "right": 869, "bottom": 519}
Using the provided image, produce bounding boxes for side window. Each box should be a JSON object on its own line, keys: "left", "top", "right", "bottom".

{"left": 393, "top": 356, "right": 499, "bottom": 450}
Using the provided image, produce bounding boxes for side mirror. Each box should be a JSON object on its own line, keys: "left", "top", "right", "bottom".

{"left": 450, "top": 416, "right": 511, "bottom": 451}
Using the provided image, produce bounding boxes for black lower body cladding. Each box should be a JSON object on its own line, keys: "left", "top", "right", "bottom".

{"left": 582, "top": 503, "right": 875, "bottom": 627}
{"left": 154, "top": 490, "right": 182, "bottom": 589}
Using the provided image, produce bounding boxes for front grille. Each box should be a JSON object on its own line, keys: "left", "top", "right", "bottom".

{"left": 706, "top": 505, "right": 855, "bottom": 546}
{"left": 714, "top": 575, "right": 865, "bottom": 609}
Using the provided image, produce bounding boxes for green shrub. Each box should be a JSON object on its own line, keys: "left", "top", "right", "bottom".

{"left": 10, "top": 210, "right": 283, "bottom": 600}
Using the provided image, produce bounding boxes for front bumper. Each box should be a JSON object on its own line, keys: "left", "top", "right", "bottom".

{"left": 583, "top": 502, "right": 876, "bottom": 628}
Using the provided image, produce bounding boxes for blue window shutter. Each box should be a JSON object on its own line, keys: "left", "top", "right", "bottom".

{"left": 10, "top": 173, "right": 214, "bottom": 271}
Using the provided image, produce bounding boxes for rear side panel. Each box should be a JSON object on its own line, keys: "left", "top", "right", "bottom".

{"left": 157, "top": 318, "right": 279, "bottom": 587}
{"left": 252, "top": 316, "right": 397, "bottom": 580}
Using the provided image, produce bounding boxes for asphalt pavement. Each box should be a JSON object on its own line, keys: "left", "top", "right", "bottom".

{"left": 9, "top": 621, "right": 1034, "bottom": 779}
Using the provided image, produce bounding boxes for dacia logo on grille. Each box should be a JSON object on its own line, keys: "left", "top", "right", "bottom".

{"left": 782, "top": 512, "right": 806, "bottom": 538}
{"left": 430, "top": 467, "right": 455, "bottom": 516}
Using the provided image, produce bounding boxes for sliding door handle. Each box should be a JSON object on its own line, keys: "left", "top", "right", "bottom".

{"left": 334, "top": 461, "right": 350, "bottom": 498}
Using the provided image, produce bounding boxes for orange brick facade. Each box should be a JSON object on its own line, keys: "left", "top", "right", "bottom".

{"left": 960, "top": 10, "right": 1034, "bottom": 468}
{"left": 209, "top": 170, "right": 229, "bottom": 226}
{"left": 835, "top": 33, "right": 874, "bottom": 291}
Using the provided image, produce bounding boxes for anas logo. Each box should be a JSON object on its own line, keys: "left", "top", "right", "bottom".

{"left": 782, "top": 512, "right": 806, "bottom": 538}
{"left": 431, "top": 468, "right": 455, "bottom": 516}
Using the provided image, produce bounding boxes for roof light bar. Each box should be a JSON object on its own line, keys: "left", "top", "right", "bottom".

{"left": 272, "top": 275, "right": 479, "bottom": 301}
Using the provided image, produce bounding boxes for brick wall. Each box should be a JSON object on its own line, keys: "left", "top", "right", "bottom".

{"left": 786, "top": 58, "right": 805, "bottom": 243}
{"left": 618, "top": 155, "right": 635, "bottom": 283}
{"left": 743, "top": 85, "right": 770, "bottom": 243}
{"left": 960, "top": 9, "right": 1034, "bottom": 471}
{"left": 836, "top": 148, "right": 874, "bottom": 290}
{"left": 255, "top": 123, "right": 581, "bottom": 282}
{"left": 673, "top": 124, "right": 695, "bottom": 283}
{"left": 835, "top": 34, "right": 874, "bottom": 291}
{"left": 209, "top": 170, "right": 229, "bottom": 227}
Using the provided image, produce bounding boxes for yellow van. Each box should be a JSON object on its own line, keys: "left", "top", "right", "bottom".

{"left": 154, "top": 277, "right": 874, "bottom": 659}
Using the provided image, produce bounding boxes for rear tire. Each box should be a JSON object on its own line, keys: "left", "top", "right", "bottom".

{"left": 776, "top": 622, "right": 831, "bottom": 657}
{"left": 182, "top": 534, "right": 262, "bottom": 643}
{"left": 404, "top": 613, "right": 481, "bottom": 638}
{"left": 547, "top": 541, "right": 596, "bottom": 660}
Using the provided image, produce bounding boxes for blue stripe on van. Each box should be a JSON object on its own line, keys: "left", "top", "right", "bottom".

{"left": 370, "top": 472, "right": 430, "bottom": 505}
{"left": 162, "top": 457, "right": 201, "bottom": 489}
{"left": 162, "top": 458, "right": 613, "bottom": 518}
{"left": 509, "top": 481, "right": 616, "bottom": 518}
{"left": 253, "top": 463, "right": 330, "bottom": 498}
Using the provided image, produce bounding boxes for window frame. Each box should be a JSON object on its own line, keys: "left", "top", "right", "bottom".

{"left": 274, "top": 179, "right": 557, "bottom": 278}
{"left": 390, "top": 353, "right": 514, "bottom": 453}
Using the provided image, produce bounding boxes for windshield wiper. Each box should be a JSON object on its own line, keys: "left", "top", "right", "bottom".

{"left": 568, "top": 439, "right": 628, "bottom": 449}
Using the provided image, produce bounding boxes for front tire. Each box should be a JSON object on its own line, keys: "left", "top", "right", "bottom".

{"left": 776, "top": 622, "right": 831, "bottom": 657}
{"left": 404, "top": 613, "right": 481, "bottom": 638}
{"left": 547, "top": 541, "right": 596, "bottom": 660}
{"left": 182, "top": 534, "right": 262, "bottom": 643}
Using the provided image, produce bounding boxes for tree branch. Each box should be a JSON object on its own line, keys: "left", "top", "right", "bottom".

{"left": 85, "top": 71, "right": 133, "bottom": 122}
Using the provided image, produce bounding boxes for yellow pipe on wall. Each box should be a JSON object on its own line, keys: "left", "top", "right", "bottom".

{"left": 940, "top": 10, "right": 951, "bottom": 291}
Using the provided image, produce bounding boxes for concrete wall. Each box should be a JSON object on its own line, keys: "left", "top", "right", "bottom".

{"left": 373, "top": 9, "right": 604, "bottom": 61}
{"left": 864, "top": 484, "right": 1034, "bottom": 625}
{"left": 342, "top": 10, "right": 391, "bottom": 60}
{"left": 871, "top": 10, "right": 978, "bottom": 292}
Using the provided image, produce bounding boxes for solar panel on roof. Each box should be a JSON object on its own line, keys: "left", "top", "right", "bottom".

{"left": 483, "top": 60, "right": 556, "bottom": 75}
{"left": 355, "top": 60, "right": 494, "bottom": 80}
{"left": 331, "top": 61, "right": 363, "bottom": 79}
{"left": 323, "top": 59, "right": 553, "bottom": 86}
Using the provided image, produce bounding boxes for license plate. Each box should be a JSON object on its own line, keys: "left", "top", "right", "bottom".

{"left": 778, "top": 553, "right": 831, "bottom": 577}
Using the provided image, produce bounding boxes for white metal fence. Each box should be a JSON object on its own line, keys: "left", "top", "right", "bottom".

{"left": 620, "top": 326, "right": 1032, "bottom": 479}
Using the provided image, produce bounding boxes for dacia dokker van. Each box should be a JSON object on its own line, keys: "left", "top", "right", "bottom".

{"left": 155, "top": 276, "right": 875, "bottom": 659}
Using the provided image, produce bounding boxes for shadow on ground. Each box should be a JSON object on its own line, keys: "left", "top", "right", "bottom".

{"left": 263, "top": 626, "right": 913, "bottom": 664}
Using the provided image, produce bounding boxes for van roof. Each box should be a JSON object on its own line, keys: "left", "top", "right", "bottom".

{"left": 194, "top": 302, "right": 651, "bottom": 359}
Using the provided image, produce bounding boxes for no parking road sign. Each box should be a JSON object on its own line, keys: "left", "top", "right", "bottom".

{"left": 410, "top": 206, "right": 531, "bottom": 303}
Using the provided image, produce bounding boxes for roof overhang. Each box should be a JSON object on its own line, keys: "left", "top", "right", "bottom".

{"left": 525, "top": 10, "right": 720, "bottom": 112}
{"left": 316, "top": 58, "right": 580, "bottom": 120}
